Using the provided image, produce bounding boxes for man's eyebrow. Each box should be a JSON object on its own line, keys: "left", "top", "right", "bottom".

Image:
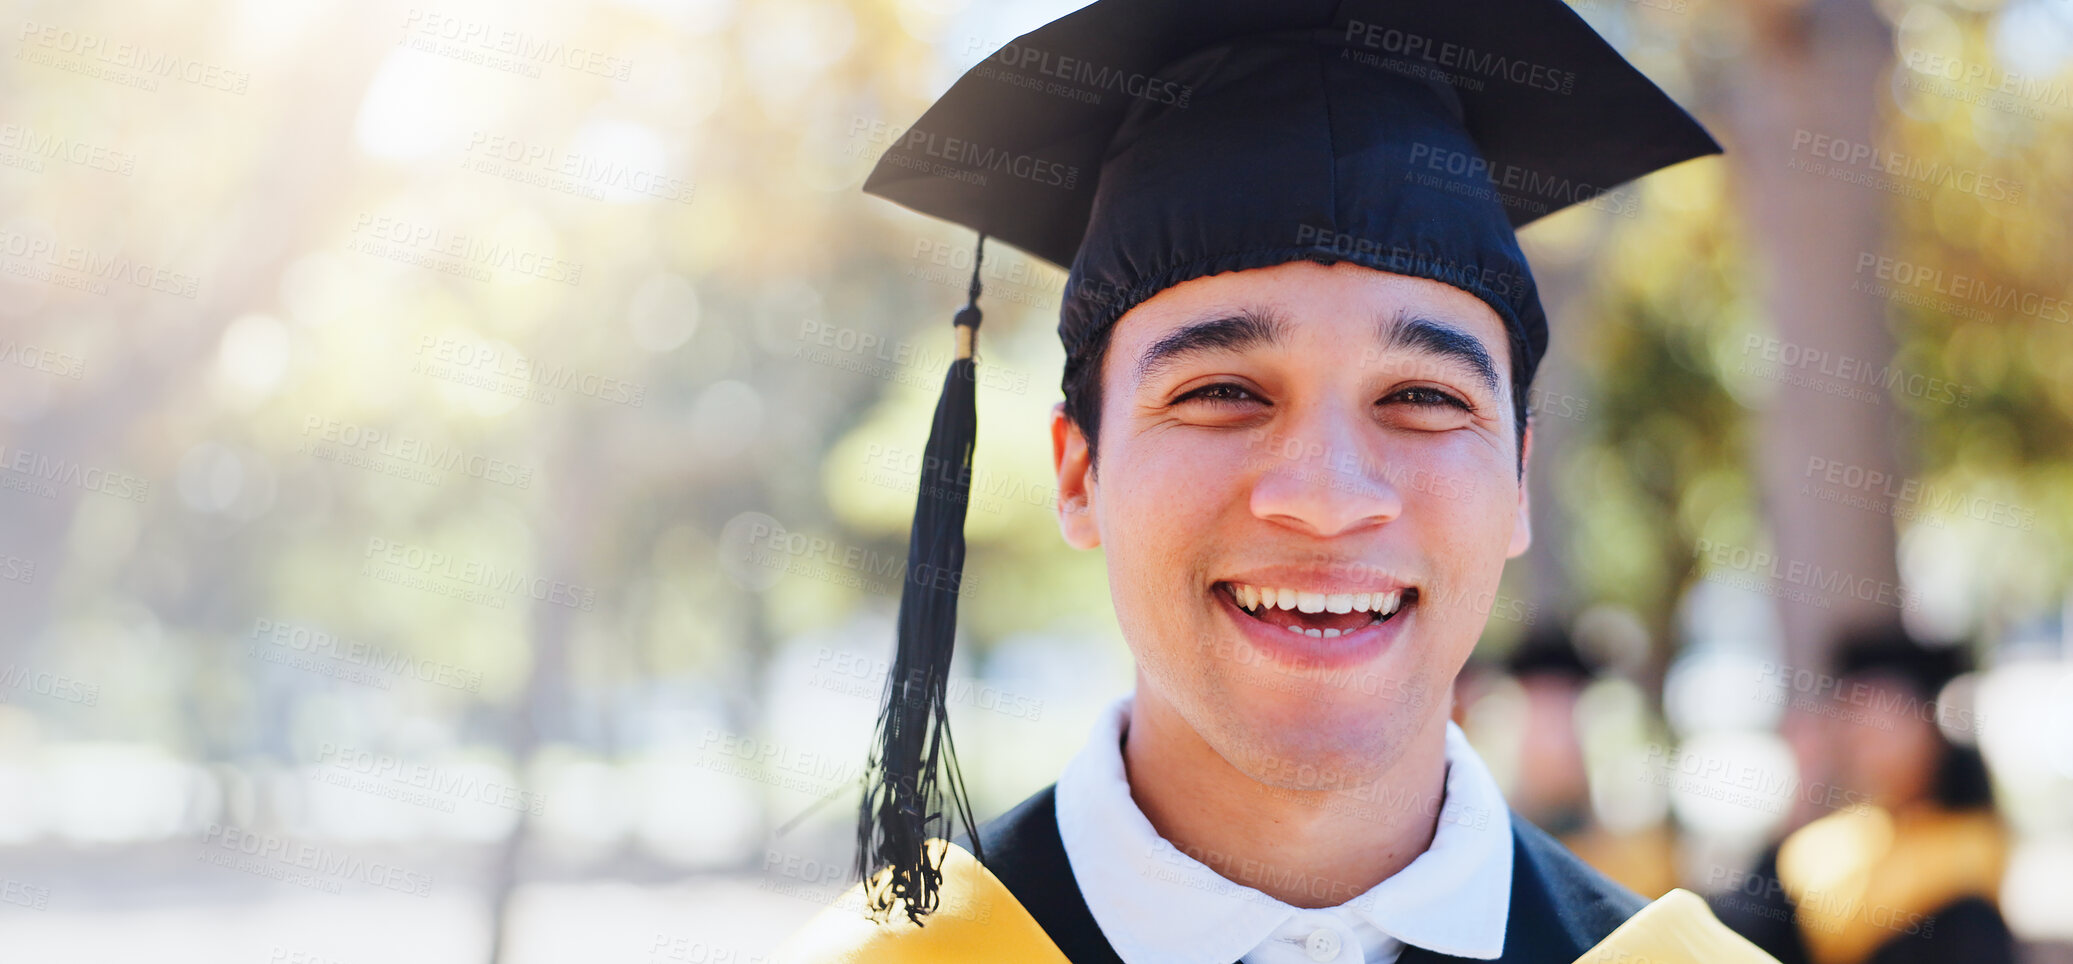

{"left": 1132, "top": 307, "right": 1290, "bottom": 387}
{"left": 1376, "top": 311, "right": 1501, "bottom": 397}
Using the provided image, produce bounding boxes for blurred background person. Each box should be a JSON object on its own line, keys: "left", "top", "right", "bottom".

{"left": 1710, "top": 627, "right": 2014, "bottom": 964}
{"left": 1460, "top": 619, "right": 1682, "bottom": 899}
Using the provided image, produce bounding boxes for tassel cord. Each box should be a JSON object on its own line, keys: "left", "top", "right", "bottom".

{"left": 855, "top": 232, "right": 990, "bottom": 924}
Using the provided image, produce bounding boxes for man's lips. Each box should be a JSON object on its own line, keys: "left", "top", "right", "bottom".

{"left": 1214, "top": 580, "right": 1417, "bottom": 638}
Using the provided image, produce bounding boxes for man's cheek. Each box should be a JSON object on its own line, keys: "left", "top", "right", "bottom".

{"left": 1422, "top": 459, "right": 1521, "bottom": 546}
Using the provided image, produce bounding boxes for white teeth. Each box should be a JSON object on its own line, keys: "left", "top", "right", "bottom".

{"left": 1321, "top": 628, "right": 1342, "bottom": 638}
{"left": 1229, "top": 583, "right": 1410, "bottom": 616}
{"left": 1304, "top": 628, "right": 1322, "bottom": 638}
{"left": 1285, "top": 624, "right": 1304, "bottom": 635}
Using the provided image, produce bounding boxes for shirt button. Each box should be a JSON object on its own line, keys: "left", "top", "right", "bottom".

{"left": 1303, "top": 927, "right": 1342, "bottom": 962}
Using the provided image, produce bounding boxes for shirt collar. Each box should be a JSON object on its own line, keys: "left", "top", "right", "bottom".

{"left": 1055, "top": 694, "right": 1514, "bottom": 964}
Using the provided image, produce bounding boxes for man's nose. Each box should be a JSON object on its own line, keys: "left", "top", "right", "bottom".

{"left": 1245, "top": 416, "right": 1404, "bottom": 538}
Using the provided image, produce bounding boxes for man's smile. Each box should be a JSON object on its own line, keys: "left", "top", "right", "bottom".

{"left": 1217, "top": 581, "right": 1415, "bottom": 637}
{"left": 1204, "top": 568, "right": 1424, "bottom": 672}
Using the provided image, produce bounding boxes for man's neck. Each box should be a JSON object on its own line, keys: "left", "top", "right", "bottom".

{"left": 1119, "top": 688, "right": 1451, "bottom": 909}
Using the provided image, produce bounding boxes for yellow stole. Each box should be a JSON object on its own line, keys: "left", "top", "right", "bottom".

{"left": 773, "top": 840, "right": 1779, "bottom": 963}
{"left": 1775, "top": 805, "right": 2007, "bottom": 964}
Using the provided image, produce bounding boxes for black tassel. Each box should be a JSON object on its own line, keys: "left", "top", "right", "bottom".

{"left": 856, "top": 233, "right": 989, "bottom": 925}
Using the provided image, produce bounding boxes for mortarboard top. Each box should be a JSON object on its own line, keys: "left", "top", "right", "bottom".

{"left": 864, "top": 0, "right": 1721, "bottom": 380}
{"left": 852, "top": 0, "right": 1722, "bottom": 925}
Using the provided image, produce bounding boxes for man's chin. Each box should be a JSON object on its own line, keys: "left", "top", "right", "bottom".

{"left": 1199, "top": 682, "right": 1440, "bottom": 792}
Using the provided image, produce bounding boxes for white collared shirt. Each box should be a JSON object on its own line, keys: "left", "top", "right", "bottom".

{"left": 1055, "top": 695, "right": 1514, "bottom": 964}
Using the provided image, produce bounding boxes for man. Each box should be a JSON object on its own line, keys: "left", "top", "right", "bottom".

{"left": 783, "top": 0, "right": 1778, "bottom": 960}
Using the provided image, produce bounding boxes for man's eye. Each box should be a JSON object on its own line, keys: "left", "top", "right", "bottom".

{"left": 1175, "top": 383, "right": 1261, "bottom": 406}
{"left": 1388, "top": 387, "right": 1470, "bottom": 410}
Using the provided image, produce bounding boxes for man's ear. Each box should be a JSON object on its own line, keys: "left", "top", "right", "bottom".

{"left": 1506, "top": 419, "right": 1533, "bottom": 558}
{"left": 1051, "top": 402, "right": 1100, "bottom": 549}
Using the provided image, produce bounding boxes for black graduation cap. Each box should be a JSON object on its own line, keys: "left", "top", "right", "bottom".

{"left": 1833, "top": 625, "right": 1970, "bottom": 701}
{"left": 1505, "top": 622, "right": 1601, "bottom": 684}
{"left": 853, "top": 0, "right": 1721, "bottom": 924}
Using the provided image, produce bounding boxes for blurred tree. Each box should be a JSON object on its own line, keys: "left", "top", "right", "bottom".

{"left": 1721, "top": 0, "right": 1905, "bottom": 685}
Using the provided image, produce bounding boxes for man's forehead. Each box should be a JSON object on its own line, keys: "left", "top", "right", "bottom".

{"left": 1120, "top": 262, "right": 1502, "bottom": 334}
{"left": 1112, "top": 262, "right": 1512, "bottom": 386}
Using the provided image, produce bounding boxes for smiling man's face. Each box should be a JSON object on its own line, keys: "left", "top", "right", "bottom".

{"left": 1052, "top": 259, "right": 1533, "bottom": 789}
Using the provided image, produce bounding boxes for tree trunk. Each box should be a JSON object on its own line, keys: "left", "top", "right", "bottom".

{"left": 1724, "top": 0, "right": 1904, "bottom": 676}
